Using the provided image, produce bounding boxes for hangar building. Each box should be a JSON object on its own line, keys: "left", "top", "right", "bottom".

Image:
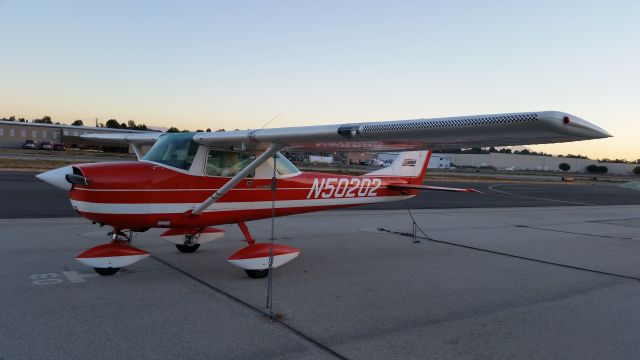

{"left": 0, "top": 120, "right": 144, "bottom": 151}
{"left": 448, "top": 152, "right": 637, "bottom": 175}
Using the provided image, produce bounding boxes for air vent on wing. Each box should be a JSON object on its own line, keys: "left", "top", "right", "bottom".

{"left": 360, "top": 113, "right": 538, "bottom": 133}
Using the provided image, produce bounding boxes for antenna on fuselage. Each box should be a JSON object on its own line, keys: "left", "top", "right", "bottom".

{"left": 260, "top": 112, "right": 282, "bottom": 129}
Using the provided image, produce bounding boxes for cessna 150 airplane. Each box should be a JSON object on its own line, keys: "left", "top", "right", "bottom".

{"left": 37, "top": 111, "right": 610, "bottom": 278}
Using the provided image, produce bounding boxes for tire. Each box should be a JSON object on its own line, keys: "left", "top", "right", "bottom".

{"left": 176, "top": 244, "right": 200, "bottom": 253}
{"left": 245, "top": 269, "right": 269, "bottom": 279}
{"left": 94, "top": 267, "right": 120, "bottom": 276}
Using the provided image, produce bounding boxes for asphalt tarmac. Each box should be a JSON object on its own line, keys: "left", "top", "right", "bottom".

{"left": 3, "top": 207, "right": 640, "bottom": 359}
{"left": 3, "top": 171, "right": 640, "bottom": 359}
{"left": 2, "top": 172, "right": 640, "bottom": 218}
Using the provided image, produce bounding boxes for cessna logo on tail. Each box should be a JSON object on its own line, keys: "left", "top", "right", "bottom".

{"left": 402, "top": 159, "right": 417, "bottom": 166}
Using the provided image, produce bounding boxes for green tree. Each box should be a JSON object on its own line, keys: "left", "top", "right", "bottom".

{"left": 34, "top": 116, "right": 53, "bottom": 124}
{"left": 559, "top": 163, "right": 571, "bottom": 171}
{"left": 166, "top": 127, "right": 180, "bottom": 133}
{"left": 586, "top": 164, "right": 599, "bottom": 173}
{"left": 206, "top": 128, "right": 211, "bottom": 132}
{"left": 105, "top": 119, "right": 121, "bottom": 128}
{"left": 71, "top": 119, "right": 84, "bottom": 126}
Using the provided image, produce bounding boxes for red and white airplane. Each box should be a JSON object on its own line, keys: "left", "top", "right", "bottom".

{"left": 37, "top": 111, "right": 610, "bottom": 278}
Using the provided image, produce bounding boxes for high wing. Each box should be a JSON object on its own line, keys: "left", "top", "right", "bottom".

{"left": 80, "top": 111, "right": 610, "bottom": 151}
{"left": 77, "top": 132, "right": 162, "bottom": 145}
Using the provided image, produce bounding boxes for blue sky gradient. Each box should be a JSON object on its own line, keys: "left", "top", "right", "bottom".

{"left": 1, "top": 0, "right": 638, "bottom": 159}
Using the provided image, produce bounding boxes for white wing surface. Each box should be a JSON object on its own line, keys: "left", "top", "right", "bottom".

{"left": 79, "top": 132, "right": 162, "bottom": 145}
{"left": 82, "top": 111, "right": 610, "bottom": 152}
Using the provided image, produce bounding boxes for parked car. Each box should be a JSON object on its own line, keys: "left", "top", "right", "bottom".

{"left": 53, "top": 143, "right": 66, "bottom": 151}
{"left": 39, "top": 141, "right": 53, "bottom": 150}
{"left": 22, "top": 139, "right": 36, "bottom": 149}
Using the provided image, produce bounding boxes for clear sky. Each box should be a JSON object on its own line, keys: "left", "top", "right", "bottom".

{"left": 1, "top": 0, "right": 638, "bottom": 160}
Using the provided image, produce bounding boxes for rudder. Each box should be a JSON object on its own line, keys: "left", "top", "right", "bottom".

{"left": 366, "top": 150, "right": 431, "bottom": 184}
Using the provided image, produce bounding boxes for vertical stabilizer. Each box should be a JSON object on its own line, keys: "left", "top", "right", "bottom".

{"left": 365, "top": 150, "right": 431, "bottom": 184}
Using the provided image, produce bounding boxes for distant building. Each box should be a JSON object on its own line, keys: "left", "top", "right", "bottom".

{"left": 308, "top": 155, "right": 333, "bottom": 164}
{"left": 346, "top": 152, "right": 375, "bottom": 165}
{"left": 448, "top": 152, "right": 637, "bottom": 175}
{"left": 0, "top": 120, "right": 146, "bottom": 152}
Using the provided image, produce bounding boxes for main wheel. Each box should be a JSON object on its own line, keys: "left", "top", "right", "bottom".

{"left": 245, "top": 269, "right": 269, "bottom": 279}
{"left": 94, "top": 267, "right": 120, "bottom": 276}
{"left": 176, "top": 244, "right": 200, "bottom": 253}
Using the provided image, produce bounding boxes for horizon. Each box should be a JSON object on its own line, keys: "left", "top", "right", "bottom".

{"left": 1, "top": 0, "right": 638, "bottom": 161}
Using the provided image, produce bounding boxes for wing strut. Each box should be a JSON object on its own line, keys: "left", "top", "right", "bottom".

{"left": 191, "top": 143, "right": 284, "bottom": 215}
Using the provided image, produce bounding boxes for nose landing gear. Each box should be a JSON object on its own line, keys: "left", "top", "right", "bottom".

{"left": 75, "top": 230, "right": 150, "bottom": 276}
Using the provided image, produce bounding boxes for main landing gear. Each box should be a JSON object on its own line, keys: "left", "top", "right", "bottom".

{"left": 73, "top": 223, "right": 300, "bottom": 279}
{"left": 245, "top": 269, "right": 269, "bottom": 279}
{"left": 175, "top": 243, "right": 200, "bottom": 253}
{"left": 159, "top": 227, "right": 225, "bottom": 253}
{"left": 227, "top": 222, "right": 301, "bottom": 279}
{"left": 75, "top": 230, "right": 150, "bottom": 276}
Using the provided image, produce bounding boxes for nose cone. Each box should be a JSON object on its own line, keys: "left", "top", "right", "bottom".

{"left": 36, "top": 166, "right": 73, "bottom": 191}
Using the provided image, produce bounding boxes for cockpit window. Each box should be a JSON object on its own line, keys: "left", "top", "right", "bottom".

{"left": 206, "top": 150, "right": 256, "bottom": 177}
{"left": 274, "top": 153, "right": 299, "bottom": 176}
{"left": 143, "top": 133, "right": 199, "bottom": 170}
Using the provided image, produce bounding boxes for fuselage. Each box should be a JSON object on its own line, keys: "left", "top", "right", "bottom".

{"left": 67, "top": 161, "right": 417, "bottom": 230}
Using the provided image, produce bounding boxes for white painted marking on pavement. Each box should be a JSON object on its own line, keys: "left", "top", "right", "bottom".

{"left": 30, "top": 273, "right": 63, "bottom": 285}
{"left": 62, "top": 271, "right": 86, "bottom": 283}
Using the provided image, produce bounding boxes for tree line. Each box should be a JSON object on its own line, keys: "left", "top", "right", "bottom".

{"left": 1, "top": 115, "right": 228, "bottom": 133}
{"left": 1, "top": 115, "right": 57, "bottom": 124}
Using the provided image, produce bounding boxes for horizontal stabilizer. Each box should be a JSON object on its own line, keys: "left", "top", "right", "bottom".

{"left": 388, "top": 183, "right": 482, "bottom": 193}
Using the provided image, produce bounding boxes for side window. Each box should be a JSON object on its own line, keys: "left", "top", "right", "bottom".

{"left": 206, "top": 150, "right": 255, "bottom": 177}
{"left": 274, "top": 153, "right": 300, "bottom": 176}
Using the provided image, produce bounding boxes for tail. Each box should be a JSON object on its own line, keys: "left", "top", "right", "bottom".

{"left": 365, "top": 150, "right": 431, "bottom": 185}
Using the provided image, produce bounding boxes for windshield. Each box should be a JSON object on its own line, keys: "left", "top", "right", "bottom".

{"left": 143, "top": 133, "right": 199, "bottom": 170}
